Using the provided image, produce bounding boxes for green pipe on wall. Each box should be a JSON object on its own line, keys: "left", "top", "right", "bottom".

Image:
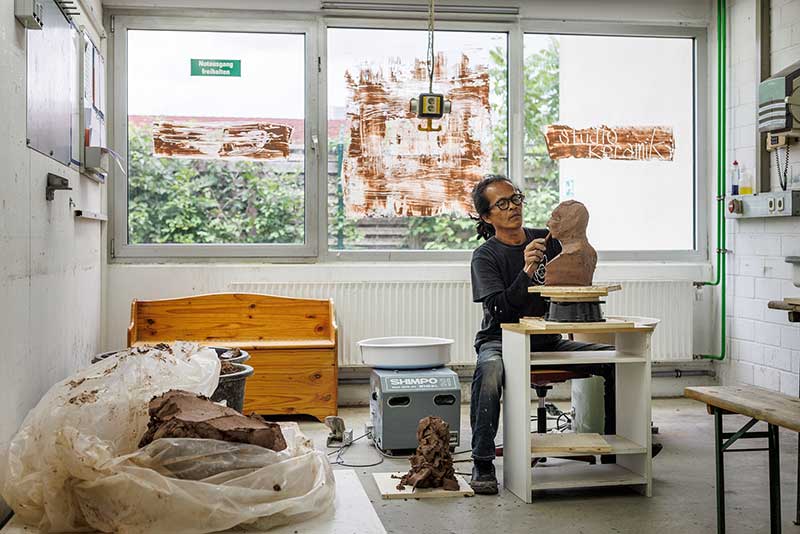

{"left": 698, "top": 0, "right": 727, "bottom": 361}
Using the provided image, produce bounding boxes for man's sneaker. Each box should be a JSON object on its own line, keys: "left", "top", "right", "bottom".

{"left": 470, "top": 460, "right": 498, "bottom": 495}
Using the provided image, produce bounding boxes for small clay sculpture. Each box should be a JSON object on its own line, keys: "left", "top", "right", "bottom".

{"left": 139, "top": 390, "right": 287, "bottom": 451}
{"left": 397, "top": 416, "right": 459, "bottom": 491}
{"left": 544, "top": 200, "right": 597, "bottom": 286}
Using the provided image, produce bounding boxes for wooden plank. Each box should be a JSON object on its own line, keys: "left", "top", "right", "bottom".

{"left": 519, "top": 317, "right": 637, "bottom": 332}
{"left": 767, "top": 300, "right": 797, "bottom": 311}
{"left": 531, "top": 433, "right": 612, "bottom": 455}
{"left": 528, "top": 284, "right": 622, "bottom": 295}
{"left": 531, "top": 463, "right": 647, "bottom": 491}
{"left": 530, "top": 434, "right": 646, "bottom": 457}
{"left": 684, "top": 386, "right": 800, "bottom": 432}
{"left": 502, "top": 321, "right": 651, "bottom": 335}
{"left": 131, "top": 293, "right": 335, "bottom": 344}
{"left": 372, "top": 472, "right": 474, "bottom": 499}
{"left": 244, "top": 349, "right": 337, "bottom": 421}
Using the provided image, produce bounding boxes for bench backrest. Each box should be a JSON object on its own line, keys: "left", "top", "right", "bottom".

{"left": 128, "top": 293, "right": 335, "bottom": 346}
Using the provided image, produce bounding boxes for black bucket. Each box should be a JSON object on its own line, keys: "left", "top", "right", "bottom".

{"left": 211, "top": 363, "right": 254, "bottom": 413}
{"left": 206, "top": 347, "right": 251, "bottom": 364}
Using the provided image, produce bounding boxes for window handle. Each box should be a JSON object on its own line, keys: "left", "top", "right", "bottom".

{"left": 311, "top": 134, "right": 319, "bottom": 151}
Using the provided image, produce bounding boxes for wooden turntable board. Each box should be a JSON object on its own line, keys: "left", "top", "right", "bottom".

{"left": 528, "top": 284, "right": 622, "bottom": 302}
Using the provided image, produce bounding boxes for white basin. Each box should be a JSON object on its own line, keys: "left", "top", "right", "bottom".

{"left": 358, "top": 336, "right": 454, "bottom": 369}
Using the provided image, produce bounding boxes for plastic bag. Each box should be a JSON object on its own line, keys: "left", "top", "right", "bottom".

{"left": 69, "top": 425, "right": 334, "bottom": 533}
{"left": 1, "top": 342, "right": 221, "bottom": 531}
{"left": 1, "top": 343, "right": 335, "bottom": 533}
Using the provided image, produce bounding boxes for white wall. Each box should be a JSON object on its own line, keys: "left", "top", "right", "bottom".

{"left": 719, "top": 0, "right": 800, "bottom": 395}
{"left": 0, "top": 0, "right": 104, "bottom": 519}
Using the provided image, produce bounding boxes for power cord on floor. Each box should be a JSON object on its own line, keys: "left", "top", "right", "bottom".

{"left": 327, "top": 432, "right": 385, "bottom": 468}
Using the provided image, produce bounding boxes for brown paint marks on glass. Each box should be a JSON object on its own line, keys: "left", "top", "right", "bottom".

{"left": 544, "top": 125, "right": 675, "bottom": 162}
{"left": 343, "top": 53, "right": 492, "bottom": 218}
{"left": 152, "top": 121, "right": 293, "bottom": 161}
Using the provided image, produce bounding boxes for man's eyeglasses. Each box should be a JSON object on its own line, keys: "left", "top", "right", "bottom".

{"left": 491, "top": 193, "right": 525, "bottom": 211}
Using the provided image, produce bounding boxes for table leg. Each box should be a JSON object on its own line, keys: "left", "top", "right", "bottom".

{"left": 502, "top": 330, "right": 532, "bottom": 503}
{"left": 714, "top": 408, "right": 726, "bottom": 534}
{"left": 767, "top": 424, "right": 782, "bottom": 534}
{"left": 796, "top": 376, "right": 799, "bottom": 526}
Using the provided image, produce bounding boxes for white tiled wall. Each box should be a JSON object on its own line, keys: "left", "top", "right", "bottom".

{"left": 721, "top": 0, "right": 800, "bottom": 395}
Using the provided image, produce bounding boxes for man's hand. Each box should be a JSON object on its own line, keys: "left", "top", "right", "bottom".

{"left": 523, "top": 238, "right": 547, "bottom": 278}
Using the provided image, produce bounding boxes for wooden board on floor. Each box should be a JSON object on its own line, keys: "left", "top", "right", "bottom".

{"left": 0, "top": 470, "right": 384, "bottom": 534}
{"left": 684, "top": 385, "right": 800, "bottom": 432}
{"left": 531, "top": 432, "right": 613, "bottom": 455}
{"left": 372, "top": 472, "right": 474, "bottom": 499}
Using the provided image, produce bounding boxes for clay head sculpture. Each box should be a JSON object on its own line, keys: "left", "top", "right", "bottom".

{"left": 544, "top": 200, "right": 597, "bottom": 286}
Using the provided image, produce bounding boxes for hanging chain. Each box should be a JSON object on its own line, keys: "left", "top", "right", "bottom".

{"left": 426, "top": 0, "right": 435, "bottom": 93}
{"left": 776, "top": 144, "right": 790, "bottom": 191}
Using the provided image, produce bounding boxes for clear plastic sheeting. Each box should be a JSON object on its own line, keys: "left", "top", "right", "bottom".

{"left": 0, "top": 342, "right": 334, "bottom": 533}
{"left": 74, "top": 428, "right": 334, "bottom": 533}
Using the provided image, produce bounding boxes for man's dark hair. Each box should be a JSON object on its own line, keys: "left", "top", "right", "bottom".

{"left": 471, "top": 174, "right": 516, "bottom": 240}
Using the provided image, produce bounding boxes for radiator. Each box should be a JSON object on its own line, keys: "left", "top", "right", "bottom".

{"left": 231, "top": 280, "right": 693, "bottom": 365}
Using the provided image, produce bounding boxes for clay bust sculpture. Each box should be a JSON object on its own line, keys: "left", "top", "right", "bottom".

{"left": 544, "top": 200, "right": 597, "bottom": 286}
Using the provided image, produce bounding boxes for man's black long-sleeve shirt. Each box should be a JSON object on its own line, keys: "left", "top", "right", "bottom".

{"left": 471, "top": 227, "right": 562, "bottom": 351}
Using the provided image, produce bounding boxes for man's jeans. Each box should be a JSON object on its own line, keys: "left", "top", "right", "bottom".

{"left": 470, "top": 338, "right": 615, "bottom": 462}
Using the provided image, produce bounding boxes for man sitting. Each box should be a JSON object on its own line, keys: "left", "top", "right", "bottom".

{"left": 468, "top": 175, "right": 614, "bottom": 495}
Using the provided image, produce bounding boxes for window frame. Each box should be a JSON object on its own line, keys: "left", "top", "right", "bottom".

{"left": 109, "top": 14, "right": 320, "bottom": 259}
{"left": 108, "top": 13, "right": 707, "bottom": 263}
{"left": 518, "top": 20, "right": 709, "bottom": 263}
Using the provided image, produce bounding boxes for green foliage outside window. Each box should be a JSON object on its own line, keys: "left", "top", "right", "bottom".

{"left": 128, "top": 126, "right": 304, "bottom": 244}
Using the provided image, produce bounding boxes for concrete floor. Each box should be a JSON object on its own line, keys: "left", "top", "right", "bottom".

{"left": 291, "top": 398, "right": 799, "bottom": 534}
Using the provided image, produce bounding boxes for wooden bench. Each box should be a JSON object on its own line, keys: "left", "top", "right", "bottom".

{"left": 685, "top": 385, "right": 800, "bottom": 534}
{"left": 129, "top": 293, "right": 338, "bottom": 421}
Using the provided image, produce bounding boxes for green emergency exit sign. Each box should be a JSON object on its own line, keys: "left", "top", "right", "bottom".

{"left": 191, "top": 59, "right": 241, "bottom": 77}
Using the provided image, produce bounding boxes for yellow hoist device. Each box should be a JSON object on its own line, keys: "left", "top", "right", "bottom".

{"left": 409, "top": 0, "right": 451, "bottom": 132}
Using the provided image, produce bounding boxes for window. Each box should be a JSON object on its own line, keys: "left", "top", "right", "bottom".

{"left": 524, "top": 34, "right": 696, "bottom": 252}
{"left": 327, "top": 28, "right": 508, "bottom": 251}
{"left": 110, "top": 16, "right": 704, "bottom": 260}
{"left": 115, "top": 20, "right": 316, "bottom": 257}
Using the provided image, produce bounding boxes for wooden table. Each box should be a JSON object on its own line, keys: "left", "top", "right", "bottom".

{"left": 500, "top": 315, "right": 657, "bottom": 503}
{"left": 685, "top": 385, "right": 800, "bottom": 534}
